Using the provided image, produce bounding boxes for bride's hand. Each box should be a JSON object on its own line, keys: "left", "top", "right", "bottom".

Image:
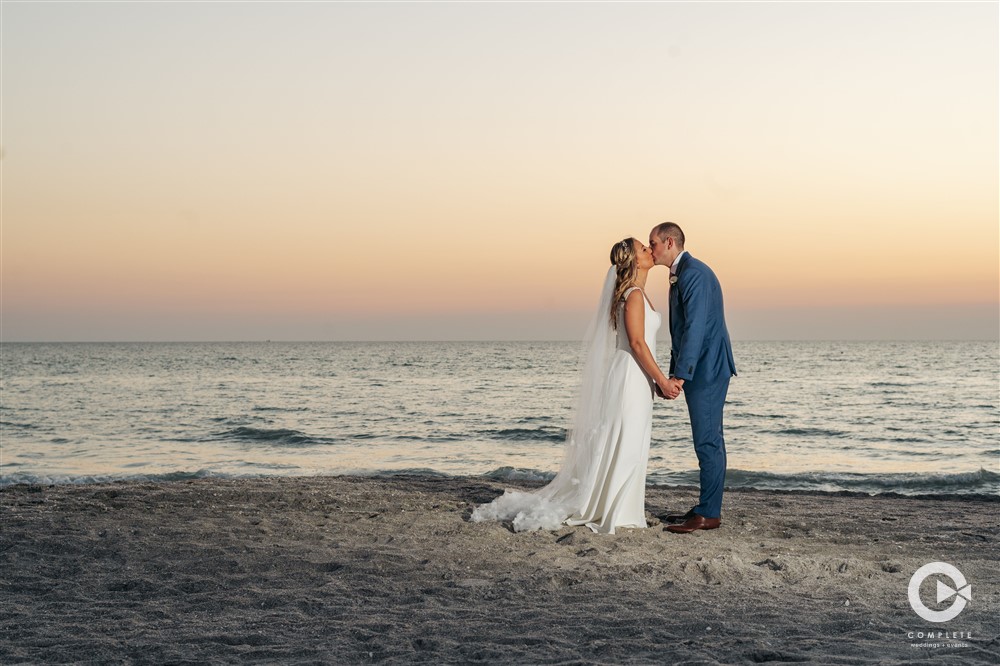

{"left": 662, "top": 377, "right": 684, "bottom": 399}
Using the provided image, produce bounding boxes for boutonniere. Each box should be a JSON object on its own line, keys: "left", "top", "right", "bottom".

{"left": 669, "top": 275, "right": 678, "bottom": 286}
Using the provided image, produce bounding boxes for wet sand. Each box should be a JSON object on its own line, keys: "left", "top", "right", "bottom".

{"left": 1, "top": 474, "right": 997, "bottom": 664}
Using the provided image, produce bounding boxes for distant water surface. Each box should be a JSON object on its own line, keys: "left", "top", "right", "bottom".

{"left": 1, "top": 341, "right": 997, "bottom": 496}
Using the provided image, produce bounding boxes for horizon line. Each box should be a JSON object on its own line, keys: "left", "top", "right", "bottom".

{"left": 2, "top": 338, "right": 997, "bottom": 344}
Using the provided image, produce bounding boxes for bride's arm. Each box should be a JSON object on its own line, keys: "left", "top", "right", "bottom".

{"left": 623, "top": 291, "right": 670, "bottom": 390}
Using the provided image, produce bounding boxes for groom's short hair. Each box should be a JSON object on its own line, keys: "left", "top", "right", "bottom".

{"left": 652, "top": 222, "right": 685, "bottom": 249}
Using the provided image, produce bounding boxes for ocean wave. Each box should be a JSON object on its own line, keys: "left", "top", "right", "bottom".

{"left": 872, "top": 436, "right": 934, "bottom": 444}
{"left": 2, "top": 466, "right": 996, "bottom": 498}
{"left": 484, "top": 467, "right": 999, "bottom": 498}
{"left": 481, "top": 427, "right": 566, "bottom": 443}
{"left": 877, "top": 449, "right": 947, "bottom": 457}
{"left": 0, "top": 420, "right": 39, "bottom": 430}
{"left": 251, "top": 406, "right": 309, "bottom": 413}
{"left": 373, "top": 468, "right": 451, "bottom": 478}
{"left": 212, "top": 426, "right": 335, "bottom": 447}
{"left": 763, "top": 427, "right": 850, "bottom": 438}
{"left": 647, "top": 468, "right": 999, "bottom": 498}
{"left": 483, "top": 466, "right": 556, "bottom": 483}
{"left": 0, "top": 468, "right": 245, "bottom": 488}
{"left": 389, "top": 434, "right": 465, "bottom": 443}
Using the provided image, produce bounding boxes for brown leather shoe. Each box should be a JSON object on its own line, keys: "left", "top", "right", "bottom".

{"left": 665, "top": 514, "right": 721, "bottom": 534}
{"left": 663, "top": 509, "right": 696, "bottom": 524}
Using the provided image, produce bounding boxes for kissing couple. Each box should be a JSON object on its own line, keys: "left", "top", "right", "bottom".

{"left": 473, "top": 222, "right": 737, "bottom": 535}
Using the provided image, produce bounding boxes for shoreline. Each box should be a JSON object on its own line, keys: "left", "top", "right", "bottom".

{"left": 2, "top": 473, "right": 997, "bottom": 663}
{"left": 3, "top": 466, "right": 998, "bottom": 501}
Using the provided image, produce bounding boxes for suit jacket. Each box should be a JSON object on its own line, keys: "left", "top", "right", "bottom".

{"left": 668, "top": 253, "right": 737, "bottom": 386}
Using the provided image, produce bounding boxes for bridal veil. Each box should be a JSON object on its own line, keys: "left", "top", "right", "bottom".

{"left": 471, "top": 268, "right": 626, "bottom": 531}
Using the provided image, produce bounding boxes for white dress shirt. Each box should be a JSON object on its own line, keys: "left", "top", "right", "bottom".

{"left": 670, "top": 250, "right": 688, "bottom": 275}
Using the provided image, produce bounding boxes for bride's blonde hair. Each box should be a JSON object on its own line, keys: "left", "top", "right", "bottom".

{"left": 609, "top": 237, "right": 638, "bottom": 330}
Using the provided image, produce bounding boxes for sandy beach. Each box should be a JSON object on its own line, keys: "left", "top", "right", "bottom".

{"left": 1, "top": 474, "right": 997, "bottom": 664}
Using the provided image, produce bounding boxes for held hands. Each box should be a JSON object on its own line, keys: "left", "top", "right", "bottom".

{"left": 656, "top": 377, "right": 684, "bottom": 400}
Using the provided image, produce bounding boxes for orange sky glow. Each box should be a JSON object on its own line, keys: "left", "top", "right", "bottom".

{"left": 2, "top": 2, "right": 997, "bottom": 340}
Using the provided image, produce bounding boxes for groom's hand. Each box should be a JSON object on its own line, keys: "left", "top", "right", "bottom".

{"left": 663, "top": 377, "right": 684, "bottom": 399}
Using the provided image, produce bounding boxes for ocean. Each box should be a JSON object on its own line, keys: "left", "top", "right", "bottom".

{"left": 1, "top": 341, "right": 997, "bottom": 497}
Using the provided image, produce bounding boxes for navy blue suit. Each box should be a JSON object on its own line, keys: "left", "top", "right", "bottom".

{"left": 668, "top": 252, "right": 736, "bottom": 519}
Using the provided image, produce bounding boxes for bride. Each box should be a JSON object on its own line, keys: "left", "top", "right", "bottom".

{"left": 472, "top": 237, "right": 670, "bottom": 534}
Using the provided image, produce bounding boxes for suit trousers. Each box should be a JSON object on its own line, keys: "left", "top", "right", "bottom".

{"left": 683, "top": 375, "right": 730, "bottom": 519}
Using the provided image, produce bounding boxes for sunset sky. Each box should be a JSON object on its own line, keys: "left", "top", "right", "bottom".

{"left": 3, "top": 1, "right": 997, "bottom": 341}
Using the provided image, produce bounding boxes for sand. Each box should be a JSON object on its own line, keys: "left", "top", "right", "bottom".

{"left": 1, "top": 474, "right": 997, "bottom": 664}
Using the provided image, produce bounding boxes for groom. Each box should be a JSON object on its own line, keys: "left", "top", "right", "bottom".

{"left": 649, "top": 222, "right": 737, "bottom": 534}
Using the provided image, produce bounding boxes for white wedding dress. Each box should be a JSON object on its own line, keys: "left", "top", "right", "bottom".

{"left": 472, "top": 276, "right": 660, "bottom": 534}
